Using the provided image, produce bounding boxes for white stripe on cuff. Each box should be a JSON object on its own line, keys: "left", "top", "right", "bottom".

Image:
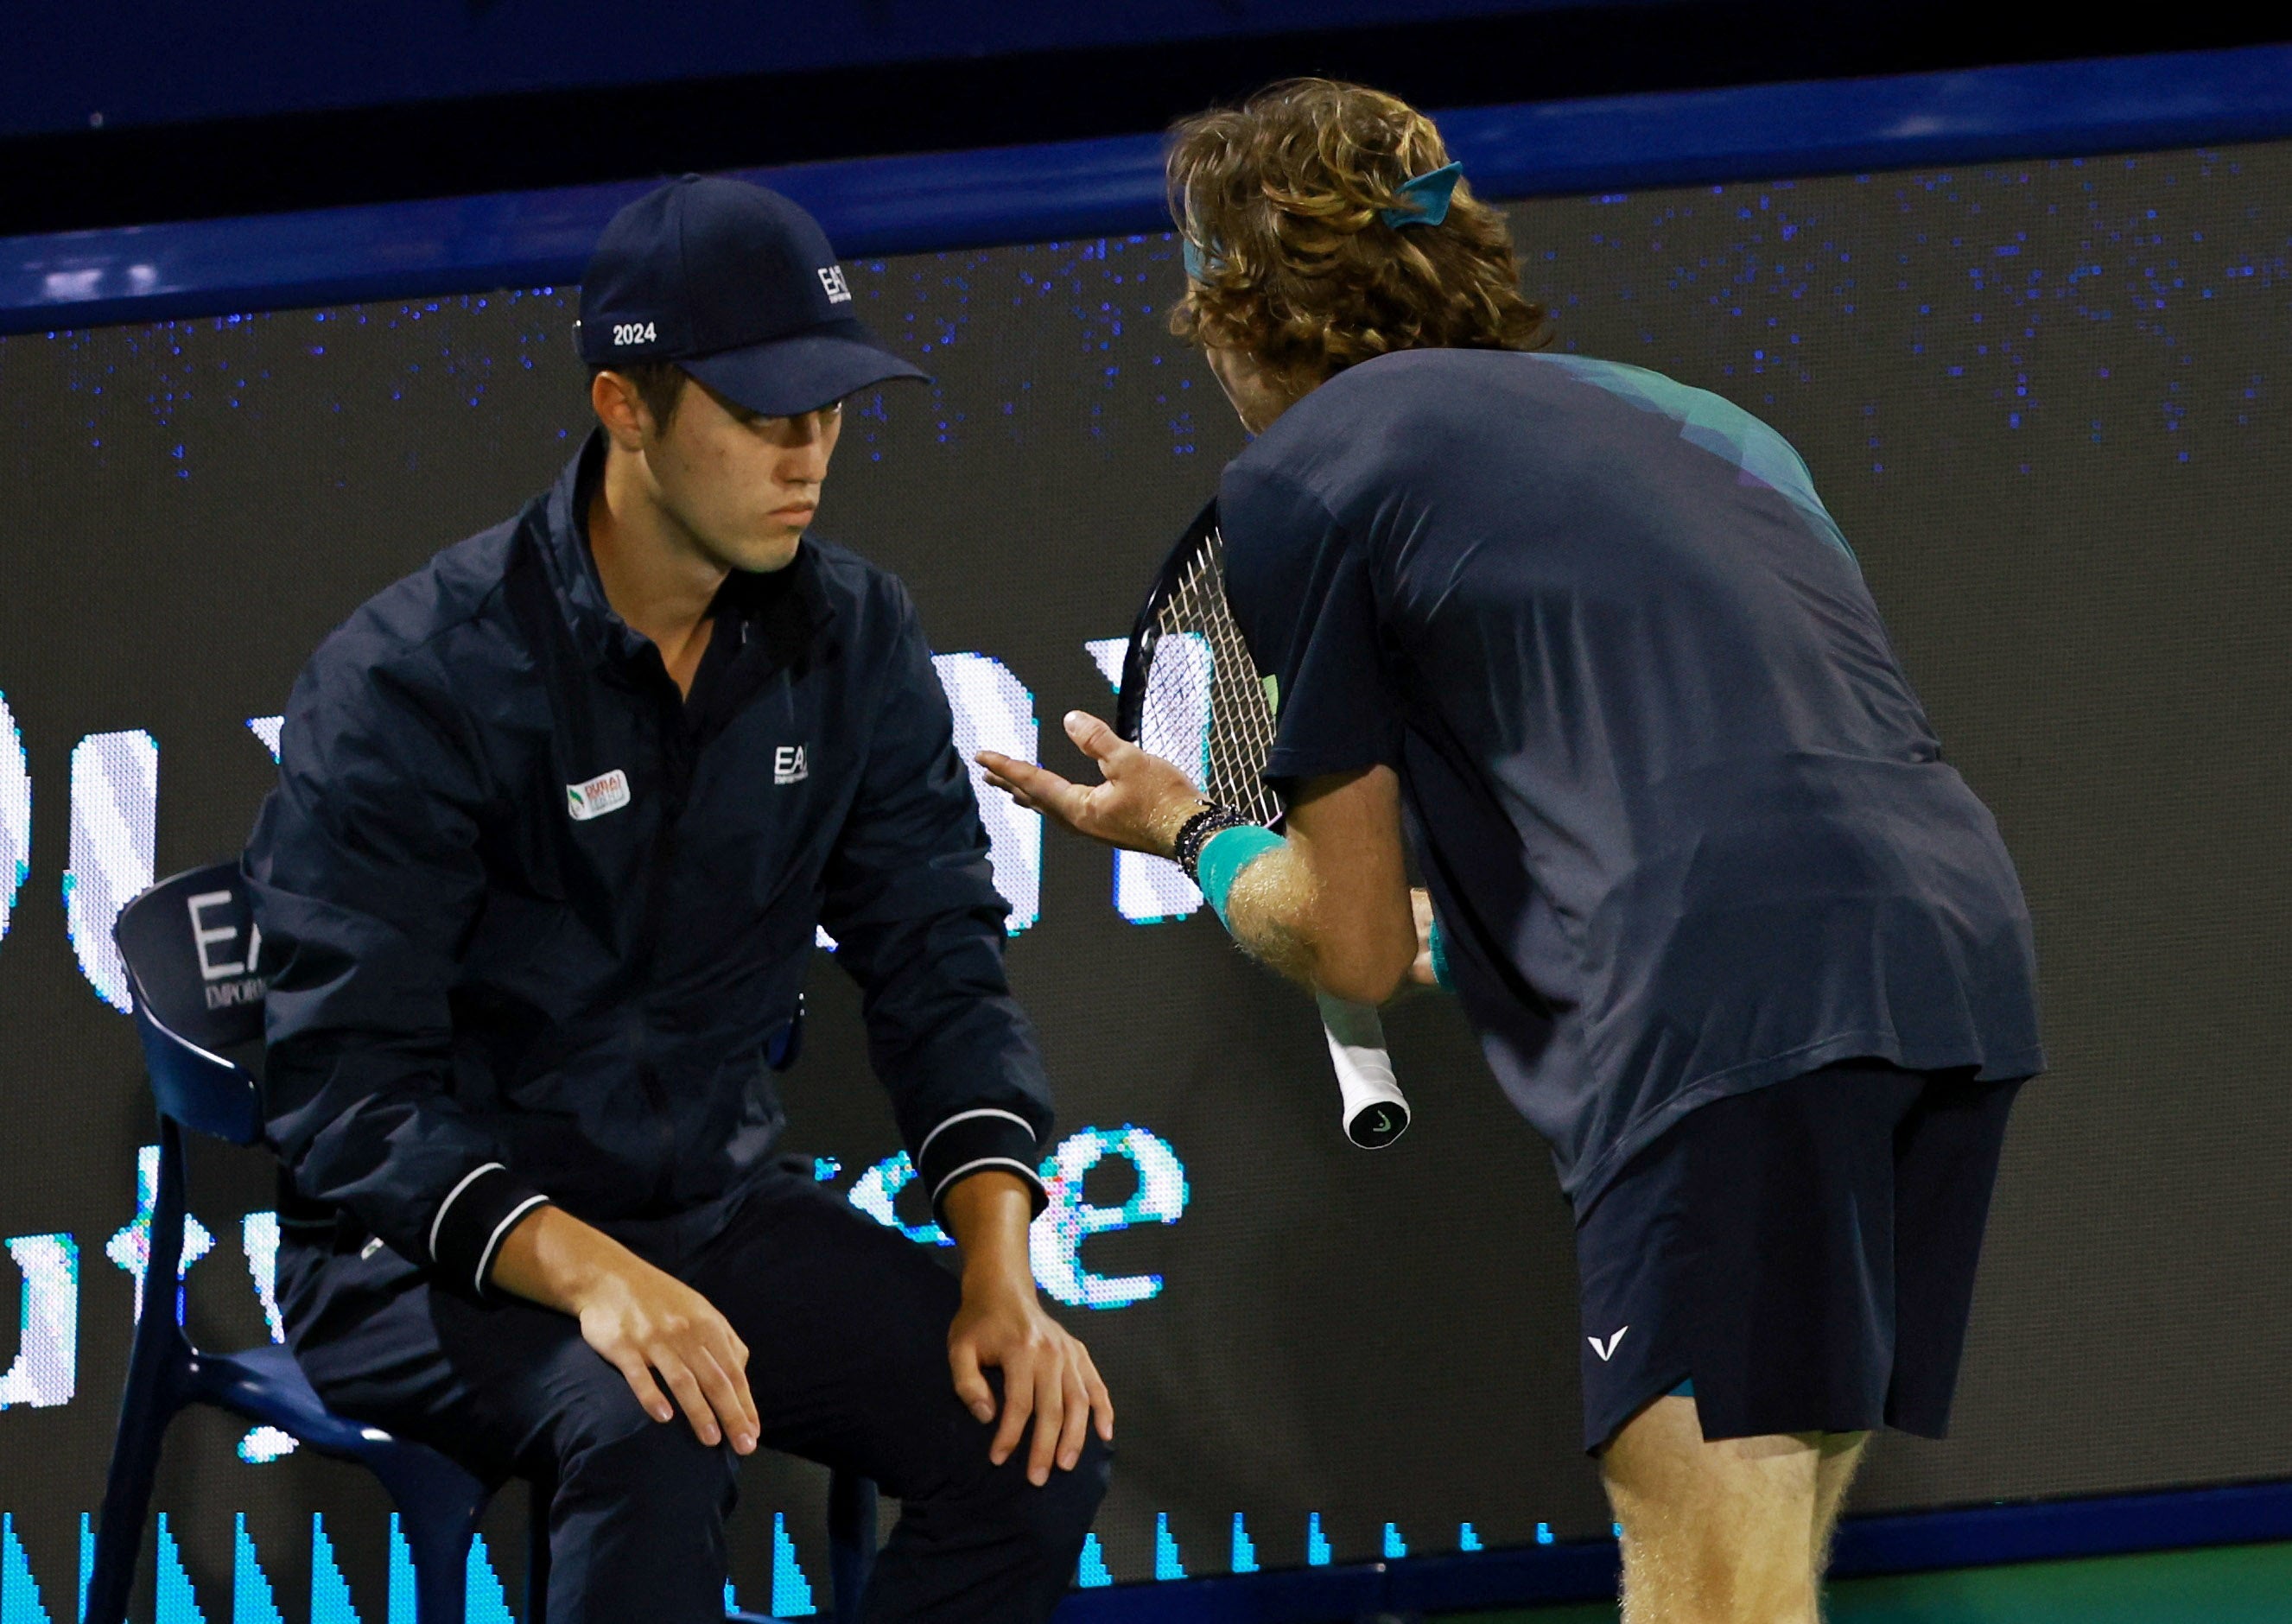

{"left": 929, "top": 1156, "right": 1045, "bottom": 1205}
{"left": 428, "top": 1161, "right": 506, "bottom": 1263}
{"left": 473, "top": 1194, "right": 550, "bottom": 1295}
{"left": 916, "top": 1107, "right": 1038, "bottom": 1166}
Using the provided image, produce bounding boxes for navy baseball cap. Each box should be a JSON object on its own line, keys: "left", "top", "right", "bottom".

{"left": 576, "top": 174, "right": 928, "bottom": 416}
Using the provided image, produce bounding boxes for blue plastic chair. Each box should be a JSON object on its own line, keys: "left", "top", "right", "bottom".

{"left": 93, "top": 863, "right": 877, "bottom": 1624}
{"left": 88, "top": 862, "right": 545, "bottom": 1624}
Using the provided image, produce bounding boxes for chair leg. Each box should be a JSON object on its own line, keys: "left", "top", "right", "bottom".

{"left": 392, "top": 1500, "right": 479, "bottom": 1624}
{"left": 87, "top": 1119, "right": 195, "bottom": 1624}
{"left": 83, "top": 1402, "right": 171, "bottom": 1624}
{"left": 826, "top": 1471, "right": 879, "bottom": 1624}
{"left": 525, "top": 1475, "right": 554, "bottom": 1624}
{"left": 372, "top": 1458, "right": 489, "bottom": 1624}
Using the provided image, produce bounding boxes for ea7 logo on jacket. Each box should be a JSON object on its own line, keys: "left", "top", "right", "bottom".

{"left": 567, "top": 769, "right": 632, "bottom": 821}
{"left": 774, "top": 745, "right": 810, "bottom": 785}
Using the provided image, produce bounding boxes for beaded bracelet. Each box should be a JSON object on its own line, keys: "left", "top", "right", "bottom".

{"left": 1171, "top": 802, "right": 1249, "bottom": 882}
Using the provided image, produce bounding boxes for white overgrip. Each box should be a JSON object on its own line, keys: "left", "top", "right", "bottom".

{"left": 1316, "top": 992, "right": 1410, "bottom": 1148}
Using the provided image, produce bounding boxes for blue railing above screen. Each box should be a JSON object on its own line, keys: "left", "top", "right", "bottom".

{"left": 3, "top": 42, "right": 2290, "bottom": 338}
{"left": 0, "top": 0, "right": 1559, "bottom": 142}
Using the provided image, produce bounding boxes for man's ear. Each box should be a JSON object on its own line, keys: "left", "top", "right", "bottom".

{"left": 591, "top": 370, "right": 650, "bottom": 453}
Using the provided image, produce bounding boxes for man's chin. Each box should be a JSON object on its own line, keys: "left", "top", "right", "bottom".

{"left": 717, "top": 531, "right": 806, "bottom": 574}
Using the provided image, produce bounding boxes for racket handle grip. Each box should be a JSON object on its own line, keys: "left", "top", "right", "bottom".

{"left": 1317, "top": 993, "right": 1410, "bottom": 1149}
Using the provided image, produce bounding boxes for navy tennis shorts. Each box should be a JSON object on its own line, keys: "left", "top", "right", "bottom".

{"left": 1574, "top": 1057, "right": 2025, "bottom": 1453}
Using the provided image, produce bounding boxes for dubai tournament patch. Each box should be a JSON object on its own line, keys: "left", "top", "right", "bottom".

{"left": 566, "top": 768, "right": 632, "bottom": 821}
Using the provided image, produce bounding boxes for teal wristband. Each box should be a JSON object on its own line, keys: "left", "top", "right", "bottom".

{"left": 1427, "top": 915, "right": 1455, "bottom": 991}
{"left": 1196, "top": 825, "right": 1285, "bottom": 929}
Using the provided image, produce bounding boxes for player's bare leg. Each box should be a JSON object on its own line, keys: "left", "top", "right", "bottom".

{"left": 1813, "top": 1429, "right": 1869, "bottom": 1582}
{"left": 1601, "top": 1393, "right": 1856, "bottom": 1624}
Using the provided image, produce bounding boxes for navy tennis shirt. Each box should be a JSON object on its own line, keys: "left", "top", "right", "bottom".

{"left": 244, "top": 431, "right": 1051, "bottom": 1298}
{"left": 1219, "top": 348, "right": 2044, "bottom": 1210}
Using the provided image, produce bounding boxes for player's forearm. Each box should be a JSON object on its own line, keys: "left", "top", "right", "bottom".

{"left": 1222, "top": 842, "right": 1327, "bottom": 990}
{"left": 1222, "top": 844, "right": 1409, "bottom": 1002}
{"left": 488, "top": 1202, "right": 642, "bottom": 1314}
{"left": 943, "top": 1169, "right": 1039, "bottom": 1302}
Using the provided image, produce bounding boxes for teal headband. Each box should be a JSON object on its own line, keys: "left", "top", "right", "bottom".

{"left": 1379, "top": 161, "right": 1464, "bottom": 227}
{"left": 1181, "top": 160, "right": 1466, "bottom": 281}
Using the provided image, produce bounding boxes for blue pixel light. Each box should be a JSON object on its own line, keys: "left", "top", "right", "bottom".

{"left": 387, "top": 1516, "right": 413, "bottom": 1624}
{"left": 1153, "top": 1513, "right": 1186, "bottom": 1581}
{"left": 1076, "top": 1533, "right": 1112, "bottom": 1589}
{"left": 233, "top": 1513, "right": 283, "bottom": 1624}
{"left": 1230, "top": 1513, "right": 1258, "bottom": 1575}
{"left": 463, "top": 1537, "right": 514, "bottom": 1624}
{"left": 3, "top": 1513, "right": 55, "bottom": 1624}
{"left": 156, "top": 1513, "right": 207, "bottom": 1624}
{"left": 771, "top": 1513, "right": 817, "bottom": 1617}
{"left": 1305, "top": 1513, "right": 1332, "bottom": 1568}
{"left": 310, "top": 1516, "right": 359, "bottom": 1624}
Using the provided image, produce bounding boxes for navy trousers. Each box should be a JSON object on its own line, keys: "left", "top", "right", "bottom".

{"left": 277, "top": 1158, "right": 1111, "bottom": 1624}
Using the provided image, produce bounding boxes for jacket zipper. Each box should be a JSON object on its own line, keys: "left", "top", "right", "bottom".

{"left": 631, "top": 677, "right": 689, "bottom": 1211}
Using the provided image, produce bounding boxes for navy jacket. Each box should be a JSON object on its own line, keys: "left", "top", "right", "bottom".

{"left": 245, "top": 433, "right": 1051, "bottom": 1298}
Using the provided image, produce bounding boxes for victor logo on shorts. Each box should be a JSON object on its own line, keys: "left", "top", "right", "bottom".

{"left": 567, "top": 769, "right": 632, "bottom": 821}
{"left": 1589, "top": 1326, "right": 1629, "bottom": 1362}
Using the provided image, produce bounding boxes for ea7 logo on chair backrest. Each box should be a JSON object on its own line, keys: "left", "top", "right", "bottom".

{"left": 114, "top": 863, "right": 269, "bottom": 1053}
{"left": 187, "top": 888, "right": 264, "bottom": 1012}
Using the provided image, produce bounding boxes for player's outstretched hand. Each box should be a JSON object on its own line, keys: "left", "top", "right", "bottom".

{"left": 978, "top": 710, "right": 1202, "bottom": 858}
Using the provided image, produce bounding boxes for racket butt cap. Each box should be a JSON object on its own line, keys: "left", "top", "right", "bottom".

{"left": 1343, "top": 1098, "right": 1410, "bottom": 1149}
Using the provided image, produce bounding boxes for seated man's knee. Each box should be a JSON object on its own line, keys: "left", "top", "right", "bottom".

{"left": 941, "top": 1430, "right": 1110, "bottom": 1557}
{"left": 1028, "top": 1432, "right": 1112, "bottom": 1546}
{"left": 556, "top": 1400, "right": 739, "bottom": 1518}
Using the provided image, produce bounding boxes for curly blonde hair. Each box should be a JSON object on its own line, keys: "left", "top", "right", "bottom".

{"left": 1167, "top": 79, "right": 1548, "bottom": 392}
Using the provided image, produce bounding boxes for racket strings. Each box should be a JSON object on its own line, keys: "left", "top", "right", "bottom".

{"left": 1146, "top": 529, "right": 1285, "bottom": 828}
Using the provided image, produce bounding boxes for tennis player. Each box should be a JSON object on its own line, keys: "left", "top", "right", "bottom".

{"left": 981, "top": 81, "right": 2042, "bottom": 1624}
{"left": 245, "top": 176, "right": 1110, "bottom": 1623}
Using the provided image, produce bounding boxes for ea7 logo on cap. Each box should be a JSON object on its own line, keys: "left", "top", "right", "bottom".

{"left": 817, "top": 266, "right": 852, "bottom": 304}
{"left": 567, "top": 769, "right": 632, "bottom": 821}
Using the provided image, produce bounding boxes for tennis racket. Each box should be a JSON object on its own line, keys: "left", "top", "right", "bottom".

{"left": 1114, "top": 498, "right": 1412, "bottom": 1150}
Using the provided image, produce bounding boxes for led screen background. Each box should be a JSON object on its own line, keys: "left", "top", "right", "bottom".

{"left": 0, "top": 139, "right": 2288, "bottom": 1615}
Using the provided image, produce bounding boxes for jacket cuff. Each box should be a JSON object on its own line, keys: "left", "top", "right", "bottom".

{"left": 428, "top": 1162, "right": 550, "bottom": 1299}
{"left": 918, "top": 1108, "right": 1047, "bottom": 1224}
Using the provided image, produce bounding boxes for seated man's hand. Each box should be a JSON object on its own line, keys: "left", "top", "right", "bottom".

{"left": 942, "top": 1170, "right": 1114, "bottom": 1486}
{"left": 492, "top": 1203, "right": 759, "bottom": 1455}
{"left": 949, "top": 1278, "right": 1113, "bottom": 1488}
